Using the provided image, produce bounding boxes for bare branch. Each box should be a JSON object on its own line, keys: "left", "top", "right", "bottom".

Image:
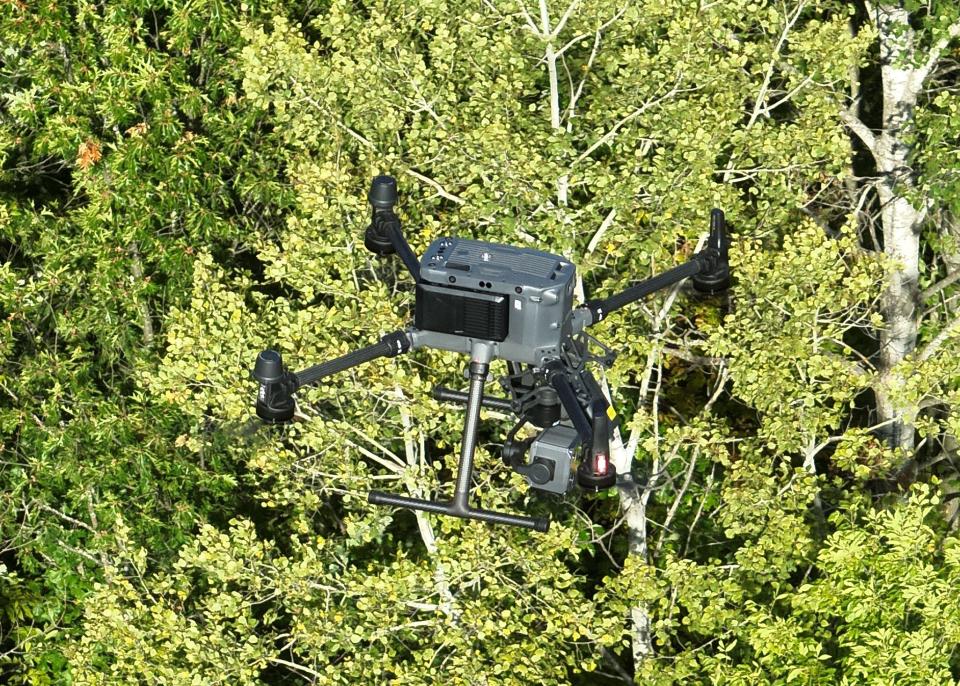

{"left": 653, "top": 447, "right": 699, "bottom": 559}
{"left": 37, "top": 503, "right": 96, "bottom": 533}
{"left": 838, "top": 108, "right": 880, "bottom": 162}
{"left": 586, "top": 208, "right": 617, "bottom": 254}
{"left": 565, "top": 33, "right": 598, "bottom": 124}
{"left": 345, "top": 438, "right": 405, "bottom": 475}
{"left": 561, "top": 5, "right": 628, "bottom": 125}
{"left": 600, "top": 646, "right": 634, "bottom": 684}
{"left": 914, "top": 19, "right": 960, "bottom": 88}
{"left": 405, "top": 169, "right": 465, "bottom": 205}
{"left": 269, "top": 657, "right": 323, "bottom": 679}
{"left": 549, "top": 0, "right": 581, "bottom": 40}
{"left": 745, "top": 1, "right": 807, "bottom": 130}
{"left": 758, "top": 74, "right": 814, "bottom": 117}
{"left": 554, "top": 31, "right": 592, "bottom": 60}
{"left": 921, "top": 270, "right": 960, "bottom": 302}
{"left": 916, "top": 312, "right": 960, "bottom": 363}
{"left": 57, "top": 542, "right": 104, "bottom": 567}
{"left": 293, "top": 82, "right": 377, "bottom": 150}
{"left": 127, "top": 242, "right": 154, "bottom": 345}
{"left": 682, "top": 463, "right": 716, "bottom": 557}
{"left": 517, "top": 1, "right": 543, "bottom": 36}
{"left": 660, "top": 345, "right": 723, "bottom": 367}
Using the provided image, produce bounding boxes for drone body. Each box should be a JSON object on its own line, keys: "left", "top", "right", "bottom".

{"left": 253, "top": 175, "right": 730, "bottom": 532}
{"left": 415, "top": 235, "right": 577, "bottom": 366}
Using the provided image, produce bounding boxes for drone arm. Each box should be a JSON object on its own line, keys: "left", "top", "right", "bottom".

{"left": 253, "top": 330, "right": 412, "bottom": 422}
{"left": 577, "top": 369, "right": 616, "bottom": 489}
{"left": 546, "top": 366, "right": 617, "bottom": 489}
{"left": 380, "top": 213, "right": 422, "bottom": 284}
{"left": 365, "top": 175, "right": 421, "bottom": 283}
{"left": 584, "top": 259, "right": 703, "bottom": 323}
{"left": 549, "top": 370, "right": 593, "bottom": 443}
{"left": 294, "top": 330, "right": 411, "bottom": 387}
{"left": 583, "top": 208, "right": 730, "bottom": 324}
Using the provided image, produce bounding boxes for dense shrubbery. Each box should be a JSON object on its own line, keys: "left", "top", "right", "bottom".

{"left": 2, "top": 1, "right": 960, "bottom": 684}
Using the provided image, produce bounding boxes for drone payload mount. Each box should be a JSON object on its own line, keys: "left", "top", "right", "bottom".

{"left": 253, "top": 175, "right": 730, "bottom": 532}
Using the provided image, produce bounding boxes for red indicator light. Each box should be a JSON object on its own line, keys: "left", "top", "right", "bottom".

{"left": 594, "top": 452, "right": 609, "bottom": 475}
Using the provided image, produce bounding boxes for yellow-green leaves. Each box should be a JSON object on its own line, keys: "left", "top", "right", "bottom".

{"left": 9, "top": 0, "right": 960, "bottom": 683}
{"left": 65, "top": 519, "right": 277, "bottom": 686}
{"left": 709, "top": 221, "right": 885, "bottom": 452}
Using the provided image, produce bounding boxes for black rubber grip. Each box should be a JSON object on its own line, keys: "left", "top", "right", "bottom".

{"left": 367, "top": 491, "right": 550, "bottom": 532}
{"left": 432, "top": 386, "right": 514, "bottom": 412}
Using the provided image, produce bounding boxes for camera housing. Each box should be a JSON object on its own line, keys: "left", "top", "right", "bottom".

{"left": 526, "top": 424, "right": 580, "bottom": 494}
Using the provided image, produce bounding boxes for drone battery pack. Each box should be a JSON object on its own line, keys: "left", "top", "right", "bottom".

{"left": 415, "top": 283, "right": 509, "bottom": 341}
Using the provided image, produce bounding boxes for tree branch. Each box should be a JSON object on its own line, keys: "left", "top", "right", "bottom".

{"left": 653, "top": 447, "right": 699, "bottom": 559}
{"left": 586, "top": 208, "right": 617, "bottom": 254}
{"left": 746, "top": 0, "right": 807, "bottom": 129}
{"left": 405, "top": 169, "right": 465, "bottom": 205}
{"left": 546, "top": 0, "right": 580, "bottom": 40}
{"left": 914, "top": 19, "right": 960, "bottom": 88}
{"left": 269, "top": 657, "right": 322, "bottom": 679}
{"left": 660, "top": 344, "right": 723, "bottom": 366}
{"left": 600, "top": 646, "right": 634, "bottom": 684}
{"left": 518, "top": 2, "right": 542, "bottom": 36}
{"left": 916, "top": 312, "right": 960, "bottom": 363}
{"left": 839, "top": 108, "right": 880, "bottom": 162}
{"left": 38, "top": 503, "right": 96, "bottom": 533}
{"left": 127, "top": 242, "right": 154, "bottom": 345}
{"left": 921, "top": 270, "right": 960, "bottom": 302}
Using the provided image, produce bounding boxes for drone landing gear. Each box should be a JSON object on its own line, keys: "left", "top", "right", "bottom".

{"left": 369, "top": 344, "right": 551, "bottom": 532}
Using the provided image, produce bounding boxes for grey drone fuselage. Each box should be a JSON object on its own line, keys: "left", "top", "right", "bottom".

{"left": 411, "top": 236, "right": 585, "bottom": 367}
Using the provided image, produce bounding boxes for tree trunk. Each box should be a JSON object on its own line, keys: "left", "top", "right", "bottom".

{"left": 870, "top": 5, "right": 924, "bottom": 455}
{"left": 127, "top": 242, "right": 155, "bottom": 346}
{"left": 841, "top": 5, "right": 960, "bottom": 468}
{"left": 610, "top": 430, "right": 655, "bottom": 664}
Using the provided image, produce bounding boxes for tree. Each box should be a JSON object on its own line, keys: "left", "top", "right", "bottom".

{"left": 0, "top": 0, "right": 305, "bottom": 681}
{"left": 839, "top": 2, "right": 960, "bottom": 466}
{"left": 4, "top": 0, "right": 960, "bottom": 684}
{"left": 143, "top": 0, "right": 927, "bottom": 682}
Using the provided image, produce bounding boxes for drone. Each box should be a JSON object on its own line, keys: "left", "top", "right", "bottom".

{"left": 253, "top": 176, "right": 730, "bottom": 532}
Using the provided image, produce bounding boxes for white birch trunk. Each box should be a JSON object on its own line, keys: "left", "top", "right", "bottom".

{"left": 871, "top": 5, "right": 924, "bottom": 455}
{"left": 533, "top": 0, "right": 654, "bottom": 666}
{"left": 841, "top": 7, "right": 960, "bottom": 463}
{"left": 610, "top": 430, "right": 655, "bottom": 664}
{"left": 127, "top": 242, "right": 154, "bottom": 345}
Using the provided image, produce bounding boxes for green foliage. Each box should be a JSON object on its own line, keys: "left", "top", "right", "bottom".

{"left": 605, "top": 483, "right": 960, "bottom": 686}
{"left": 709, "top": 221, "right": 886, "bottom": 454}
{"left": 0, "top": 0, "right": 311, "bottom": 681}
{"left": 796, "top": 483, "right": 960, "bottom": 685}
{"left": 65, "top": 519, "right": 276, "bottom": 685}
{"left": 56, "top": 514, "right": 625, "bottom": 685}
{"left": 3, "top": 0, "right": 960, "bottom": 684}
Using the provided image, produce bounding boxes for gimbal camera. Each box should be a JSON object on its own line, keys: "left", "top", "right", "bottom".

{"left": 253, "top": 176, "right": 730, "bottom": 532}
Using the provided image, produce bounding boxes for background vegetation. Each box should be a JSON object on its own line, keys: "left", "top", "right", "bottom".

{"left": 2, "top": 0, "right": 960, "bottom": 684}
